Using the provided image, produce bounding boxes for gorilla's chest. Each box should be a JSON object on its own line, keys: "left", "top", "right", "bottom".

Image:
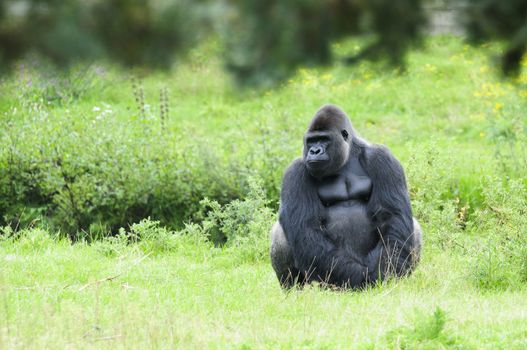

{"left": 316, "top": 158, "right": 377, "bottom": 256}
{"left": 317, "top": 174, "right": 371, "bottom": 205}
{"left": 317, "top": 157, "right": 372, "bottom": 205}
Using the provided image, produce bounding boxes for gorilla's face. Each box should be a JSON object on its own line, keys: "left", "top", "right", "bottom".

{"left": 304, "top": 129, "right": 350, "bottom": 178}
{"left": 303, "top": 107, "right": 352, "bottom": 179}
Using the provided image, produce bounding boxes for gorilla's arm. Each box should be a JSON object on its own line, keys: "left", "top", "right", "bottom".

{"left": 279, "top": 159, "right": 369, "bottom": 287}
{"left": 361, "top": 145, "right": 416, "bottom": 281}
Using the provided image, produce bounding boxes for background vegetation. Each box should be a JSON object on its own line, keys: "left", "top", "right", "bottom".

{"left": 2, "top": 0, "right": 527, "bottom": 84}
{"left": 1, "top": 35, "right": 527, "bottom": 348}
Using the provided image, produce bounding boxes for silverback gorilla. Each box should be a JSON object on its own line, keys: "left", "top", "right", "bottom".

{"left": 270, "top": 104, "right": 422, "bottom": 289}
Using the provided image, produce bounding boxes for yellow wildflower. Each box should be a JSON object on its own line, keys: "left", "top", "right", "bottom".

{"left": 322, "top": 73, "right": 333, "bottom": 81}
{"left": 515, "top": 74, "right": 527, "bottom": 84}
{"left": 493, "top": 102, "right": 504, "bottom": 113}
{"left": 474, "top": 83, "right": 505, "bottom": 99}
{"left": 424, "top": 64, "right": 437, "bottom": 73}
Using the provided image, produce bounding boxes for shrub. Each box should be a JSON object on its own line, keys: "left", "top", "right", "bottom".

{"left": 0, "top": 227, "right": 57, "bottom": 251}
{"left": 194, "top": 179, "right": 275, "bottom": 262}
{"left": 0, "top": 76, "right": 252, "bottom": 239}
{"left": 94, "top": 218, "right": 213, "bottom": 257}
{"left": 467, "top": 178, "right": 527, "bottom": 290}
{"left": 405, "top": 142, "right": 464, "bottom": 249}
{"left": 384, "top": 308, "right": 462, "bottom": 349}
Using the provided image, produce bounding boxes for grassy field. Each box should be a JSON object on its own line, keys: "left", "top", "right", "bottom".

{"left": 1, "top": 36, "right": 527, "bottom": 348}
{"left": 1, "top": 235, "right": 526, "bottom": 349}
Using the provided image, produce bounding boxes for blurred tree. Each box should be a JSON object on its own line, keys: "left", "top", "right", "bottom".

{"left": 222, "top": 0, "right": 426, "bottom": 85}
{"left": 0, "top": 0, "right": 204, "bottom": 71}
{"left": 465, "top": 0, "right": 527, "bottom": 76}
{"left": 0, "top": 0, "right": 526, "bottom": 85}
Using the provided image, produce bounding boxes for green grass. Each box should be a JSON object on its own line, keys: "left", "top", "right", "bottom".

{"left": 1, "top": 233, "right": 526, "bottom": 349}
{"left": 1, "top": 36, "right": 527, "bottom": 348}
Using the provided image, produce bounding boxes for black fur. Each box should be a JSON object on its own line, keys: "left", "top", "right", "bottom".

{"left": 275, "top": 104, "right": 419, "bottom": 288}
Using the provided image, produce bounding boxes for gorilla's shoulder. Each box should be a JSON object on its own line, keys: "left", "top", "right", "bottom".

{"left": 362, "top": 143, "right": 400, "bottom": 164}
{"left": 283, "top": 158, "right": 305, "bottom": 177}
{"left": 281, "top": 158, "right": 309, "bottom": 190}
{"left": 361, "top": 143, "right": 406, "bottom": 181}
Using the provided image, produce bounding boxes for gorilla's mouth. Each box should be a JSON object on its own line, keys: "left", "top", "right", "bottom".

{"left": 307, "top": 159, "right": 329, "bottom": 167}
{"left": 306, "top": 159, "right": 329, "bottom": 175}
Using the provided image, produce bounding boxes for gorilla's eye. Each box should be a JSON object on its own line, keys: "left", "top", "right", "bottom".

{"left": 341, "top": 130, "right": 349, "bottom": 140}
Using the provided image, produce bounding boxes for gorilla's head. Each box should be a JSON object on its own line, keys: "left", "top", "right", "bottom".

{"left": 303, "top": 104, "right": 354, "bottom": 179}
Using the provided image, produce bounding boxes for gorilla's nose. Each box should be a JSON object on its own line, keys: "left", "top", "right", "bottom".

{"left": 310, "top": 146, "right": 323, "bottom": 155}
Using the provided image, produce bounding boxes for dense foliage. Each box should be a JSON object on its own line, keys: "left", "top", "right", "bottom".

{"left": 2, "top": 0, "right": 527, "bottom": 85}
{"left": 466, "top": 0, "right": 527, "bottom": 75}
{"left": 0, "top": 0, "right": 206, "bottom": 70}
{"left": 1, "top": 37, "right": 527, "bottom": 289}
{"left": 224, "top": 0, "right": 425, "bottom": 85}
{"left": 0, "top": 36, "right": 526, "bottom": 349}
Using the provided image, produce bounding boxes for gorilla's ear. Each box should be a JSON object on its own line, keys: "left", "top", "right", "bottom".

{"left": 341, "top": 130, "right": 349, "bottom": 141}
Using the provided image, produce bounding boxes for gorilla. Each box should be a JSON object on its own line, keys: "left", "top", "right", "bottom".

{"left": 270, "top": 104, "right": 421, "bottom": 289}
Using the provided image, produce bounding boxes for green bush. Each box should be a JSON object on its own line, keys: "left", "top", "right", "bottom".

{"left": 194, "top": 179, "right": 275, "bottom": 262}
{"left": 93, "top": 218, "right": 212, "bottom": 257}
{"left": 0, "top": 73, "right": 255, "bottom": 238}
{"left": 467, "top": 178, "right": 527, "bottom": 290}
{"left": 384, "top": 308, "right": 462, "bottom": 349}
{"left": 1, "top": 37, "right": 527, "bottom": 284}
{"left": 0, "top": 226, "right": 59, "bottom": 251}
